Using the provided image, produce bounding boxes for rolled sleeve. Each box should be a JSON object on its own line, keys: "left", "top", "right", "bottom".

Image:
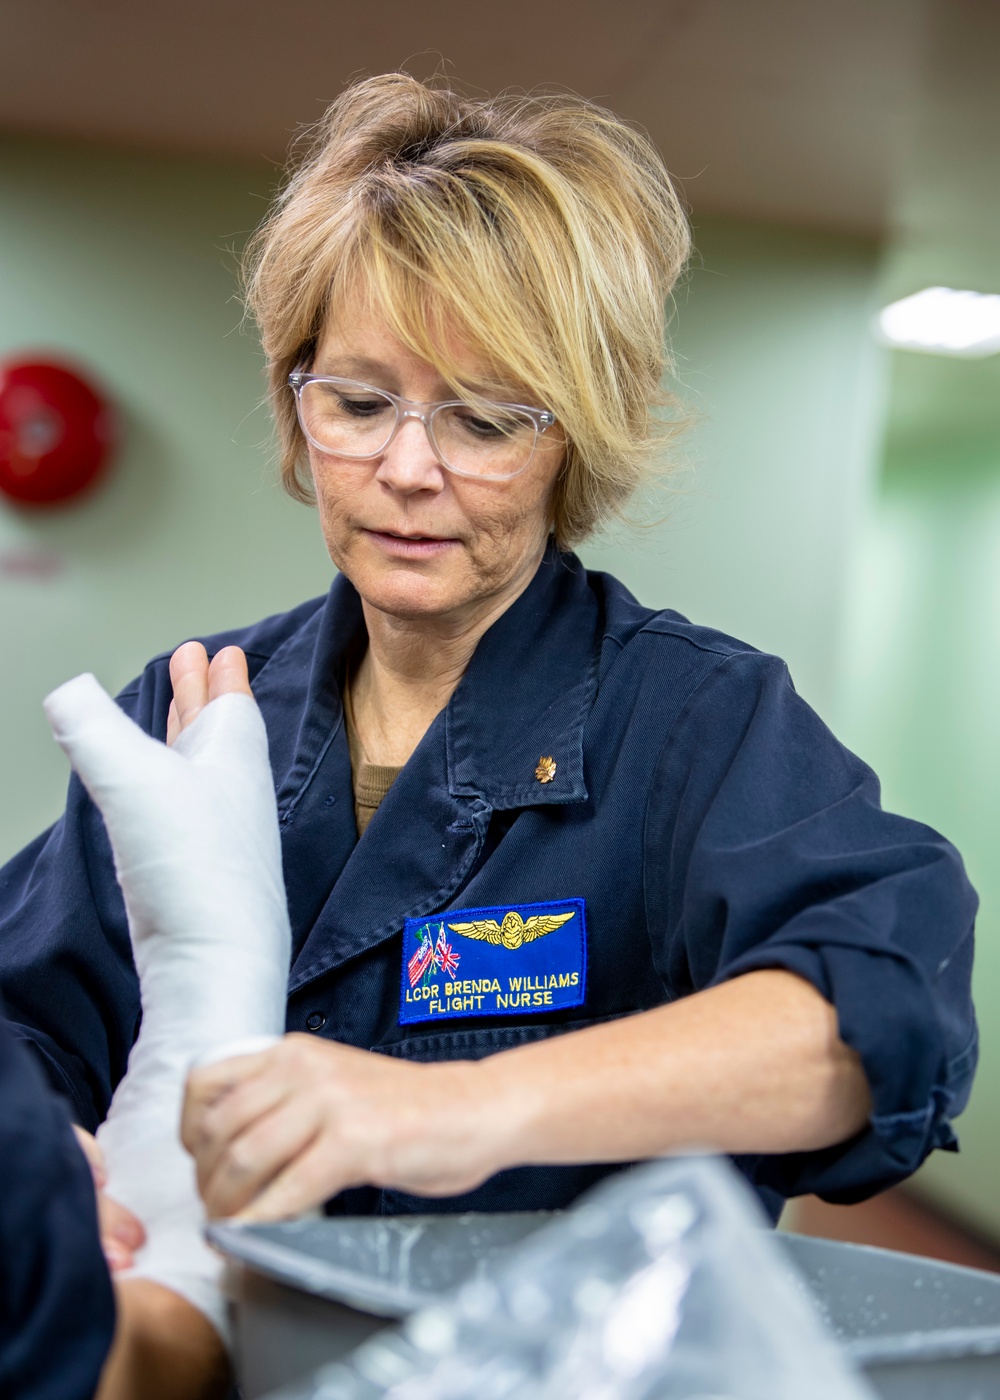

{"left": 645, "top": 649, "right": 978, "bottom": 1201}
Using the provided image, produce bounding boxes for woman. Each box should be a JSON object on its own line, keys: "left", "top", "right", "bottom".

{"left": 0, "top": 74, "right": 977, "bottom": 1238}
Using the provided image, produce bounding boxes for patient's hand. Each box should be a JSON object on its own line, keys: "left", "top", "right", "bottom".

{"left": 166, "top": 642, "right": 253, "bottom": 745}
{"left": 73, "top": 1125, "right": 146, "bottom": 1271}
{"left": 72, "top": 641, "right": 256, "bottom": 1273}
{"left": 45, "top": 639, "right": 290, "bottom": 1346}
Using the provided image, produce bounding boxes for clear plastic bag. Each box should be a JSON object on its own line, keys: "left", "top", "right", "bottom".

{"left": 268, "top": 1156, "right": 873, "bottom": 1400}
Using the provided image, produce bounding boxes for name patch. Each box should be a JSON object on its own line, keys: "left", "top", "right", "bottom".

{"left": 399, "top": 898, "right": 587, "bottom": 1025}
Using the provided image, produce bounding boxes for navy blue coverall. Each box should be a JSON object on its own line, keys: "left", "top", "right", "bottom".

{"left": 0, "top": 549, "right": 979, "bottom": 1224}
{"left": 0, "top": 1009, "right": 114, "bottom": 1400}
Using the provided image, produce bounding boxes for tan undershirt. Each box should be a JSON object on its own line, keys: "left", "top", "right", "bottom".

{"left": 343, "top": 679, "right": 402, "bottom": 836}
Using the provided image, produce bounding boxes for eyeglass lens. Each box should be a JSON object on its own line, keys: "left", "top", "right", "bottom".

{"left": 297, "top": 380, "right": 539, "bottom": 478}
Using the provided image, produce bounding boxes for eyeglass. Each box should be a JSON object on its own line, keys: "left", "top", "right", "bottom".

{"left": 288, "top": 372, "right": 557, "bottom": 481}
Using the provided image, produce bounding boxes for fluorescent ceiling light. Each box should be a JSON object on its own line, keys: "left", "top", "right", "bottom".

{"left": 875, "top": 287, "right": 1000, "bottom": 358}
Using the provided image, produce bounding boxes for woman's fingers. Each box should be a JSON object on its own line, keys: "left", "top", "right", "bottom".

{"left": 168, "top": 642, "right": 211, "bottom": 737}
{"left": 184, "top": 1045, "right": 330, "bottom": 1219}
{"left": 181, "top": 1049, "right": 274, "bottom": 1156}
{"left": 199, "top": 1101, "right": 323, "bottom": 1219}
{"left": 184, "top": 1039, "right": 353, "bottom": 1218}
{"left": 183, "top": 1056, "right": 293, "bottom": 1196}
{"left": 233, "top": 1140, "right": 344, "bottom": 1224}
{"left": 184, "top": 1036, "right": 495, "bottom": 1221}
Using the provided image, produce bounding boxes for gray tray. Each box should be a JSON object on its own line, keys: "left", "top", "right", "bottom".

{"left": 209, "top": 1215, "right": 1000, "bottom": 1400}
{"left": 213, "top": 1214, "right": 547, "bottom": 1397}
{"left": 782, "top": 1233, "right": 1000, "bottom": 1400}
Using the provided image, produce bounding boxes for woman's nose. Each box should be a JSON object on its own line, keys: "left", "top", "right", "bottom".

{"left": 374, "top": 414, "right": 446, "bottom": 493}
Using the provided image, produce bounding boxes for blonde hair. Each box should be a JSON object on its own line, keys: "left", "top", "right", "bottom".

{"left": 245, "top": 74, "right": 690, "bottom": 549}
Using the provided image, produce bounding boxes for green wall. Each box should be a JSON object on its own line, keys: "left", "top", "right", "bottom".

{"left": 582, "top": 219, "right": 886, "bottom": 715}
{"left": 0, "top": 137, "right": 334, "bottom": 856}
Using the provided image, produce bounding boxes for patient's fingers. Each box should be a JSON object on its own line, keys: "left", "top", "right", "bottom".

{"left": 168, "top": 642, "right": 210, "bottom": 738}
{"left": 99, "top": 1192, "right": 147, "bottom": 1271}
{"left": 169, "top": 641, "right": 210, "bottom": 724}
{"left": 207, "top": 646, "right": 252, "bottom": 703}
{"left": 71, "top": 1126, "right": 147, "bottom": 1270}
{"left": 73, "top": 1124, "right": 107, "bottom": 1189}
{"left": 166, "top": 699, "right": 180, "bottom": 747}
{"left": 168, "top": 643, "right": 253, "bottom": 746}
{"left": 44, "top": 675, "right": 163, "bottom": 796}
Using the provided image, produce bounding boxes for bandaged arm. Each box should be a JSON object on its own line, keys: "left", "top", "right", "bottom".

{"left": 44, "top": 672, "right": 291, "bottom": 1343}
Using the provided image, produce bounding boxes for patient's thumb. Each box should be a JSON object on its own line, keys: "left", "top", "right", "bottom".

{"left": 44, "top": 673, "right": 166, "bottom": 798}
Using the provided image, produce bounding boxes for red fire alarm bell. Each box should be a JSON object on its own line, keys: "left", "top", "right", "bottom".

{"left": 0, "top": 357, "right": 116, "bottom": 506}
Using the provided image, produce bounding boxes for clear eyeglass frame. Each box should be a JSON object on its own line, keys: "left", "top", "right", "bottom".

{"left": 287, "top": 371, "right": 557, "bottom": 481}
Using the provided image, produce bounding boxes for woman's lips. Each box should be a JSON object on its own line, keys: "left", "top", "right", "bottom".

{"left": 363, "top": 528, "right": 460, "bottom": 559}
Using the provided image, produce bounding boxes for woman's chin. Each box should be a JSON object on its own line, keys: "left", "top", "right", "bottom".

{"left": 350, "top": 561, "right": 473, "bottom": 623}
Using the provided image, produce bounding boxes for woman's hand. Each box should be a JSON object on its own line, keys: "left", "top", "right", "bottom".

{"left": 183, "top": 972, "right": 870, "bottom": 1224}
{"left": 73, "top": 1125, "right": 147, "bottom": 1271}
{"left": 181, "top": 1036, "right": 506, "bottom": 1221}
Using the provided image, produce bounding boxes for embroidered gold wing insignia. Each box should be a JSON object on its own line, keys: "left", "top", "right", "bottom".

{"left": 448, "top": 909, "right": 575, "bottom": 951}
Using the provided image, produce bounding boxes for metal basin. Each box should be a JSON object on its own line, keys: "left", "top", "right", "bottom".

{"left": 213, "top": 1213, "right": 548, "bottom": 1397}
{"left": 781, "top": 1232, "right": 1000, "bottom": 1400}
{"left": 209, "top": 1215, "right": 1000, "bottom": 1400}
